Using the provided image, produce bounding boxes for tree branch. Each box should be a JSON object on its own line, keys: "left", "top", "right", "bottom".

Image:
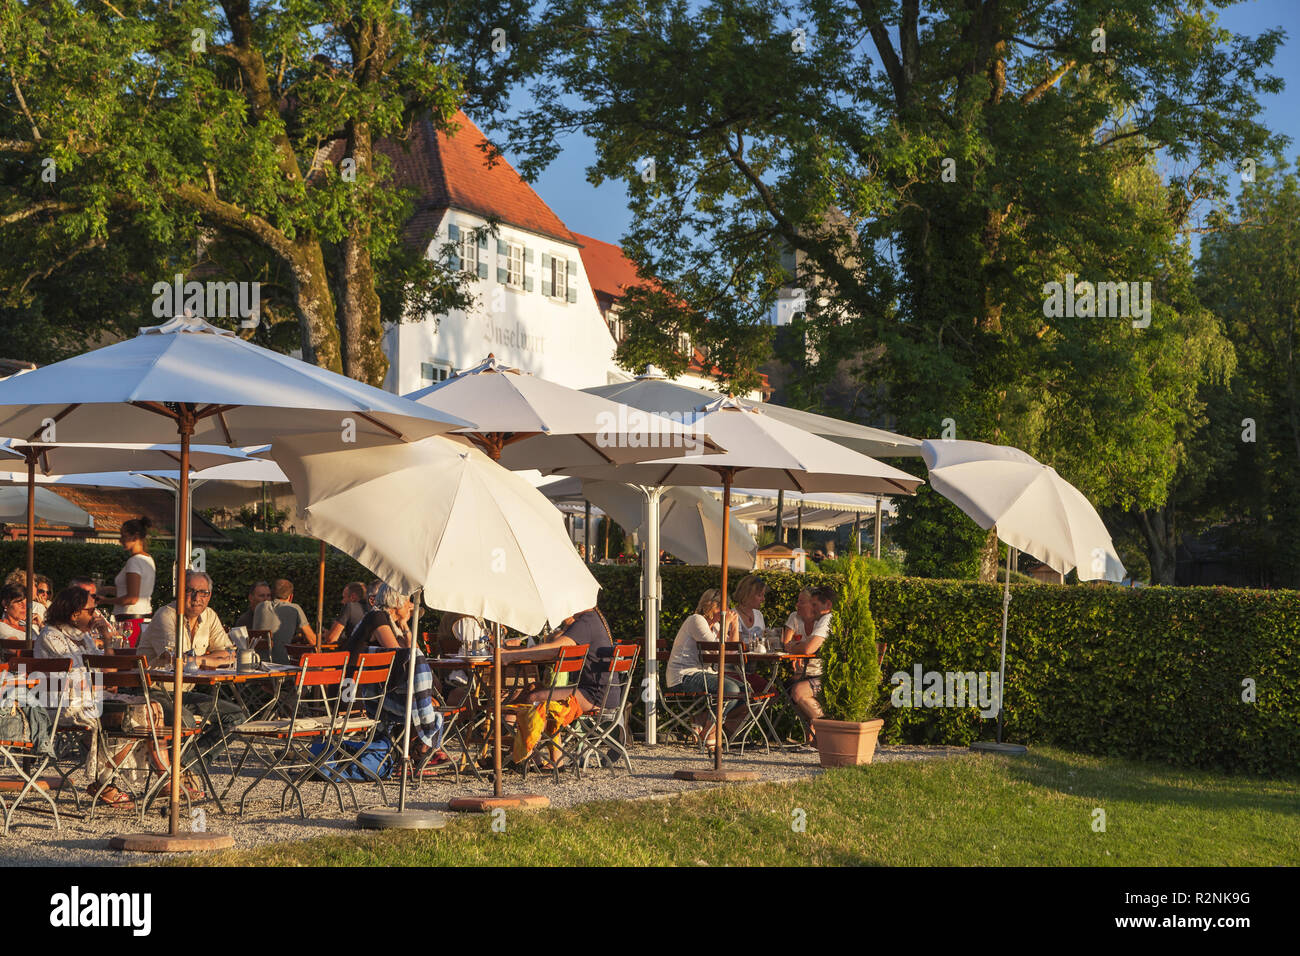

{"left": 1021, "top": 60, "right": 1074, "bottom": 104}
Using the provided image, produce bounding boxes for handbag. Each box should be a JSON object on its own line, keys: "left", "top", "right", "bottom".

{"left": 121, "top": 701, "right": 165, "bottom": 734}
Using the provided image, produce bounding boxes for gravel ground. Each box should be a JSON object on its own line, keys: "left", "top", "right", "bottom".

{"left": 0, "top": 742, "right": 963, "bottom": 866}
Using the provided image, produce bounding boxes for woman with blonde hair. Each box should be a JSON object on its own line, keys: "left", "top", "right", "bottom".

{"left": 732, "top": 574, "right": 767, "bottom": 645}
{"left": 664, "top": 589, "right": 742, "bottom": 752}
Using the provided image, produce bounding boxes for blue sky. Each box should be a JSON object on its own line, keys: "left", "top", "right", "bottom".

{"left": 511, "top": 1, "right": 1298, "bottom": 249}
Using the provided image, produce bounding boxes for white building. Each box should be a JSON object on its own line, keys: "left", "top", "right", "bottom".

{"left": 359, "top": 112, "right": 762, "bottom": 397}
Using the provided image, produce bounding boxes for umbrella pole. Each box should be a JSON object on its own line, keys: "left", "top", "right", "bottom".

{"left": 642, "top": 486, "right": 663, "bottom": 745}
{"left": 998, "top": 546, "right": 1012, "bottom": 744}
{"left": 874, "top": 496, "right": 883, "bottom": 559}
{"left": 316, "top": 540, "right": 326, "bottom": 647}
{"left": 675, "top": 468, "right": 755, "bottom": 783}
{"left": 24, "top": 453, "right": 35, "bottom": 642}
{"left": 399, "top": 593, "right": 419, "bottom": 811}
{"left": 584, "top": 500, "right": 592, "bottom": 565}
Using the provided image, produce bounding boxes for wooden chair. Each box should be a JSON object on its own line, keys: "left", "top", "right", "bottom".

{"left": 517, "top": 643, "right": 589, "bottom": 784}
{"left": 0, "top": 657, "right": 70, "bottom": 834}
{"left": 0, "top": 638, "right": 33, "bottom": 661}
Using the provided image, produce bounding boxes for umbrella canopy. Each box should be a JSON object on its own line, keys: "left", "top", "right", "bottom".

{"left": 576, "top": 479, "right": 757, "bottom": 568}
{"left": 404, "top": 354, "right": 719, "bottom": 469}
{"left": 269, "top": 433, "right": 598, "bottom": 635}
{"left": 557, "top": 398, "right": 924, "bottom": 495}
{"left": 0, "top": 441, "right": 249, "bottom": 476}
{"left": 0, "top": 316, "right": 473, "bottom": 445}
{"left": 0, "top": 486, "right": 93, "bottom": 527}
{"left": 588, "top": 372, "right": 922, "bottom": 458}
{"left": 920, "top": 439, "right": 1125, "bottom": 581}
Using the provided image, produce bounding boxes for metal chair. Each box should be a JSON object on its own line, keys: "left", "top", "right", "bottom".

{"left": 569, "top": 643, "right": 640, "bottom": 776}
{"left": 697, "top": 641, "right": 776, "bottom": 755}
{"left": 516, "top": 643, "right": 589, "bottom": 784}
{"left": 655, "top": 639, "right": 709, "bottom": 743}
{"left": 0, "top": 658, "right": 68, "bottom": 835}
{"left": 12, "top": 656, "right": 87, "bottom": 813}
{"left": 323, "top": 650, "right": 395, "bottom": 805}
{"left": 230, "top": 651, "right": 351, "bottom": 818}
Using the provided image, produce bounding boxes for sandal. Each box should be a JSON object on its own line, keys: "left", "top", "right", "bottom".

{"left": 91, "top": 785, "right": 134, "bottom": 810}
{"left": 180, "top": 772, "right": 205, "bottom": 799}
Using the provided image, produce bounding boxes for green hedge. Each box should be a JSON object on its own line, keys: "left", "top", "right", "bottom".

{"left": 868, "top": 579, "right": 1300, "bottom": 775}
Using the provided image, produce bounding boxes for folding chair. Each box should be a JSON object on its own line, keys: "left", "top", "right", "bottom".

{"left": 323, "top": 650, "right": 394, "bottom": 805}
{"left": 569, "top": 643, "right": 640, "bottom": 776}
{"left": 410, "top": 679, "right": 477, "bottom": 786}
{"left": 697, "top": 642, "right": 776, "bottom": 755}
{"left": 11, "top": 657, "right": 86, "bottom": 813}
{"left": 230, "top": 651, "right": 351, "bottom": 818}
{"left": 517, "top": 643, "right": 588, "bottom": 784}
{"left": 89, "top": 656, "right": 208, "bottom": 822}
{"left": 655, "top": 639, "right": 708, "bottom": 743}
{"left": 0, "top": 658, "right": 67, "bottom": 835}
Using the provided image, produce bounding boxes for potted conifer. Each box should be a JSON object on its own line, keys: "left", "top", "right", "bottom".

{"left": 813, "top": 555, "right": 886, "bottom": 766}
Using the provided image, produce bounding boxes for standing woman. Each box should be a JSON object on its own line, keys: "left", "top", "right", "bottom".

{"left": 105, "top": 516, "right": 156, "bottom": 647}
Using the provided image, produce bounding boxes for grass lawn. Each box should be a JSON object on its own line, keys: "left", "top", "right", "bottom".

{"left": 173, "top": 747, "right": 1300, "bottom": 866}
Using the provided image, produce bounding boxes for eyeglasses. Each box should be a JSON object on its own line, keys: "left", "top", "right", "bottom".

{"left": 35, "top": 588, "right": 50, "bottom": 596}
{"left": 185, "top": 588, "right": 212, "bottom": 597}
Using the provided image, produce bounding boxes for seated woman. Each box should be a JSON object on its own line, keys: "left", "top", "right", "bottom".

{"left": 665, "top": 589, "right": 745, "bottom": 751}
{"left": 0, "top": 583, "right": 29, "bottom": 639}
{"left": 35, "top": 586, "right": 143, "bottom": 809}
{"left": 782, "top": 585, "right": 835, "bottom": 745}
{"left": 342, "top": 584, "right": 444, "bottom": 766}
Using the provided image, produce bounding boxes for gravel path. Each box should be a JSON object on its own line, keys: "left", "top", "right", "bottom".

{"left": 0, "top": 743, "right": 962, "bottom": 866}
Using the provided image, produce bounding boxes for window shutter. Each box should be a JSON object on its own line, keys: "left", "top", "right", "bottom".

{"left": 477, "top": 262, "right": 488, "bottom": 280}
{"left": 566, "top": 261, "right": 578, "bottom": 302}
{"left": 448, "top": 223, "right": 460, "bottom": 241}
{"left": 524, "top": 275, "right": 534, "bottom": 292}
{"left": 524, "top": 247, "right": 534, "bottom": 264}
{"left": 541, "top": 275, "right": 552, "bottom": 297}
{"left": 449, "top": 252, "right": 460, "bottom": 271}
{"left": 541, "top": 252, "right": 552, "bottom": 268}
{"left": 498, "top": 239, "right": 508, "bottom": 255}
{"left": 497, "top": 266, "right": 508, "bottom": 283}
{"left": 478, "top": 232, "right": 488, "bottom": 249}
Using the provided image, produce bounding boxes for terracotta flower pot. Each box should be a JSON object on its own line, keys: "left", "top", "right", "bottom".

{"left": 812, "top": 717, "right": 884, "bottom": 767}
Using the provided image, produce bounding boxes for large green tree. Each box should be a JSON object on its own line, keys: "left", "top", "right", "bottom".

{"left": 505, "top": 0, "right": 1282, "bottom": 580}
{"left": 0, "top": 0, "right": 542, "bottom": 379}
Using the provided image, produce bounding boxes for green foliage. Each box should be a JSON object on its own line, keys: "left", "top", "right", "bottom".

{"left": 820, "top": 556, "right": 883, "bottom": 722}
{"left": 815, "top": 554, "right": 901, "bottom": 578}
{"left": 869, "top": 579, "right": 1300, "bottom": 775}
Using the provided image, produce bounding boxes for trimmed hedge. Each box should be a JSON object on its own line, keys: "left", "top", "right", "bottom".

{"left": 869, "top": 579, "right": 1300, "bottom": 775}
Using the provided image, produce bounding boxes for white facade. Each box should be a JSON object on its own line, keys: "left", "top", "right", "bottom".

{"left": 383, "top": 211, "right": 627, "bottom": 394}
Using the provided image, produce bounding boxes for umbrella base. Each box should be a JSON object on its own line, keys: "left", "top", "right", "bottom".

{"left": 356, "top": 808, "right": 447, "bottom": 830}
{"left": 107, "top": 831, "right": 234, "bottom": 853}
{"left": 970, "top": 742, "right": 1029, "bottom": 755}
{"left": 673, "top": 769, "right": 759, "bottom": 782}
{"left": 447, "top": 794, "right": 549, "bottom": 812}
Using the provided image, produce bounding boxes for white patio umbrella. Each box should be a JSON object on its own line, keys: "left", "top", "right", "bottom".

{"left": 0, "top": 316, "right": 472, "bottom": 847}
{"left": 402, "top": 355, "right": 719, "bottom": 804}
{"left": 0, "top": 441, "right": 250, "bottom": 639}
{"left": 0, "top": 485, "right": 93, "bottom": 527}
{"left": 921, "top": 439, "right": 1126, "bottom": 747}
{"left": 558, "top": 397, "right": 924, "bottom": 777}
{"left": 405, "top": 354, "right": 719, "bottom": 467}
{"left": 268, "top": 432, "right": 600, "bottom": 815}
{"left": 574, "top": 479, "right": 757, "bottom": 568}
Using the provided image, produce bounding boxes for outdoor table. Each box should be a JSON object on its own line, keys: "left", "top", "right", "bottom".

{"left": 147, "top": 662, "right": 299, "bottom": 811}
{"left": 696, "top": 643, "right": 818, "bottom": 749}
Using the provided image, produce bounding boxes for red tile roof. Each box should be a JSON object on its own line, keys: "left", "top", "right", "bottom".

{"left": 316, "top": 112, "right": 576, "bottom": 247}
{"left": 8, "top": 487, "right": 227, "bottom": 542}
{"left": 572, "top": 232, "right": 652, "bottom": 300}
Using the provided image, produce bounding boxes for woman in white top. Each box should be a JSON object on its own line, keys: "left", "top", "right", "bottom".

{"left": 665, "top": 588, "right": 742, "bottom": 751}
{"left": 106, "top": 516, "right": 156, "bottom": 645}
{"left": 732, "top": 574, "right": 767, "bottom": 645}
{"left": 0, "top": 583, "right": 27, "bottom": 640}
{"left": 35, "top": 586, "right": 137, "bottom": 809}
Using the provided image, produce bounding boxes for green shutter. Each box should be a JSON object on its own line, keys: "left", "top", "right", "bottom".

{"left": 541, "top": 275, "right": 552, "bottom": 297}
{"left": 478, "top": 231, "right": 488, "bottom": 249}
{"left": 567, "top": 261, "right": 578, "bottom": 302}
{"left": 541, "top": 252, "right": 552, "bottom": 268}
{"left": 524, "top": 275, "right": 534, "bottom": 292}
{"left": 497, "top": 266, "right": 508, "bottom": 283}
{"left": 477, "top": 262, "right": 488, "bottom": 280}
{"left": 448, "top": 223, "right": 460, "bottom": 241}
{"left": 497, "top": 239, "right": 508, "bottom": 255}
{"left": 524, "top": 247, "right": 534, "bottom": 263}
{"left": 449, "top": 252, "right": 460, "bottom": 271}
{"left": 567, "top": 283, "right": 578, "bottom": 303}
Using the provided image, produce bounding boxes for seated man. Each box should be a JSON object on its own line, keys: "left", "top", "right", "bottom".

{"left": 234, "top": 580, "right": 278, "bottom": 634}
{"left": 513, "top": 606, "right": 619, "bottom": 715}
{"left": 261, "top": 579, "right": 317, "bottom": 664}
{"left": 137, "top": 571, "right": 243, "bottom": 765}
{"left": 782, "top": 585, "right": 835, "bottom": 744}
{"left": 323, "top": 581, "right": 368, "bottom": 645}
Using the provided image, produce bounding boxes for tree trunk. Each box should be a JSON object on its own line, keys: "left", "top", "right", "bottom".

{"left": 1134, "top": 504, "right": 1177, "bottom": 585}
{"left": 977, "top": 525, "right": 999, "bottom": 582}
{"left": 288, "top": 238, "right": 343, "bottom": 373}
{"left": 337, "top": 120, "right": 389, "bottom": 387}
